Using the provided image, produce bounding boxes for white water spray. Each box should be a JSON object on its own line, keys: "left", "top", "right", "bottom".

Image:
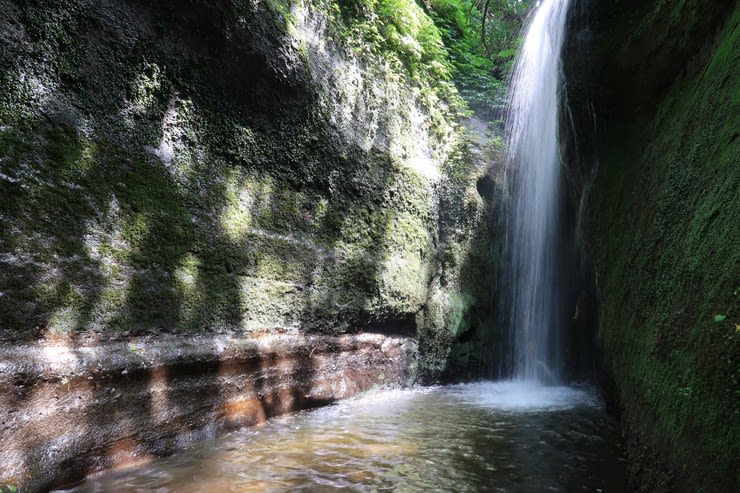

{"left": 503, "top": 0, "right": 572, "bottom": 383}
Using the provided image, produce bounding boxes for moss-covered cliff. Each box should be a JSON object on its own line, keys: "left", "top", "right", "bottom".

{"left": 583, "top": 0, "right": 739, "bottom": 490}
{"left": 0, "top": 0, "right": 503, "bottom": 380}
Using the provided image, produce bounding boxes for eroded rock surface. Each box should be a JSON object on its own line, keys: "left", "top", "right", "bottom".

{"left": 0, "top": 331, "right": 415, "bottom": 491}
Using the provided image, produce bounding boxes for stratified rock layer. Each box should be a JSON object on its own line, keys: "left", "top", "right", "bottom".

{"left": 0, "top": 331, "right": 415, "bottom": 491}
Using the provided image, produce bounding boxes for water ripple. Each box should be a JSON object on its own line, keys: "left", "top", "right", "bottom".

{"left": 59, "top": 382, "right": 627, "bottom": 493}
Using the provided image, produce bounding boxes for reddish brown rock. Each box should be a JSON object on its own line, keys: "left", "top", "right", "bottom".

{"left": 0, "top": 331, "right": 416, "bottom": 492}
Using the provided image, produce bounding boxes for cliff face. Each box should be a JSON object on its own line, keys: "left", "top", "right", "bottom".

{"left": 578, "top": 0, "right": 739, "bottom": 490}
{"left": 0, "top": 0, "right": 498, "bottom": 376}
{"left": 0, "top": 1, "right": 501, "bottom": 488}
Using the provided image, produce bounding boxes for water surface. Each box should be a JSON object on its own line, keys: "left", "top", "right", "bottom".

{"left": 62, "top": 382, "right": 628, "bottom": 492}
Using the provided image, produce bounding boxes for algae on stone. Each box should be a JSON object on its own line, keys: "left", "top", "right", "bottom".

{"left": 589, "top": 1, "right": 739, "bottom": 489}
{"left": 0, "top": 0, "right": 501, "bottom": 379}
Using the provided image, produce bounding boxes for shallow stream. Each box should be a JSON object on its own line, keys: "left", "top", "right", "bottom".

{"left": 60, "top": 382, "right": 628, "bottom": 492}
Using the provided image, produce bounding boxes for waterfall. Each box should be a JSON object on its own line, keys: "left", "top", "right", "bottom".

{"left": 501, "top": 0, "right": 572, "bottom": 383}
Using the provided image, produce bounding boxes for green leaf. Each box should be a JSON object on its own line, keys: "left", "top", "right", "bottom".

{"left": 494, "top": 47, "right": 516, "bottom": 59}
{"left": 714, "top": 314, "right": 727, "bottom": 322}
{"left": 8, "top": 485, "right": 17, "bottom": 493}
{"left": 60, "top": 376, "right": 69, "bottom": 385}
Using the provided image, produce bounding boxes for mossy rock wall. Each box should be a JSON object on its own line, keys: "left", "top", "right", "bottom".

{"left": 0, "top": 0, "right": 498, "bottom": 379}
{"left": 585, "top": 0, "right": 739, "bottom": 490}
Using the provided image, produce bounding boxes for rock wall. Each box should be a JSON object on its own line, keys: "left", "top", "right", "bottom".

{"left": 0, "top": 0, "right": 497, "bottom": 373}
{"left": 578, "top": 0, "right": 739, "bottom": 490}
{"left": 0, "top": 0, "right": 500, "bottom": 489}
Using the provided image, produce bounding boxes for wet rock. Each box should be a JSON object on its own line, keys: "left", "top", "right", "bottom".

{"left": 0, "top": 332, "right": 415, "bottom": 492}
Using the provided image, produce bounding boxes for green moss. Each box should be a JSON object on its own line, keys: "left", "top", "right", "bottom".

{"left": 0, "top": 0, "right": 500, "bottom": 388}
{"left": 594, "top": 5, "right": 740, "bottom": 490}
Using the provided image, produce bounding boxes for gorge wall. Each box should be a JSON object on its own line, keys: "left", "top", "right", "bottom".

{"left": 4, "top": 0, "right": 737, "bottom": 490}
{"left": 570, "top": 0, "right": 739, "bottom": 490}
{"left": 0, "top": 0, "right": 501, "bottom": 489}
{"left": 0, "top": 0, "right": 498, "bottom": 373}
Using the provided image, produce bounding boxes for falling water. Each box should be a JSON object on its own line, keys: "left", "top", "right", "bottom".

{"left": 502, "top": 0, "right": 572, "bottom": 383}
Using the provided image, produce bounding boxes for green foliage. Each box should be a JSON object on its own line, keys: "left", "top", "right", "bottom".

{"left": 477, "top": 0, "right": 528, "bottom": 55}
{"left": 327, "top": 0, "right": 527, "bottom": 116}
{"left": 428, "top": 0, "right": 498, "bottom": 110}
{"left": 330, "top": 0, "right": 464, "bottom": 115}
{"left": 428, "top": 0, "right": 527, "bottom": 112}
{"left": 305, "top": 0, "right": 527, "bottom": 117}
{"left": 378, "top": 0, "right": 451, "bottom": 72}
